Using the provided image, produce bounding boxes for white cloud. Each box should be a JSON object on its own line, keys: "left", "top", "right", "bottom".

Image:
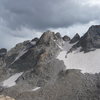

{"left": 49, "top": 20, "right": 99, "bottom": 38}
{"left": 82, "top": 0, "right": 100, "bottom": 6}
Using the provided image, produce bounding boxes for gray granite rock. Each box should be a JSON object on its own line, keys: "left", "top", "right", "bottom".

{"left": 62, "top": 35, "right": 70, "bottom": 41}
{"left": 70, "top": 33, "right": 80, "bottom": 44}
{"left": 69, "top": 25, "right": 100, "bottom": 52}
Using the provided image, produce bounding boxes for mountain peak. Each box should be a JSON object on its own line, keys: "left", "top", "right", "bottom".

{"left": 62, "top": 35, "right": 70, "bottom": 41}
{"left": 70, "top": 33, "right": 80, "bottom": 44}
{"left": 55, "top": 32, "right": 62, "bottom": 40}
{"left": 70, "top": 25, "right": 100, "bottom": 52}
{"left": 87, "top": 25, "right": 100, "bottom": 34}
{"left": 89, "top": 25, "right": 100, "bottom": 29}
{"left": 37, "top": 30, "right": 56, "bottom": 45}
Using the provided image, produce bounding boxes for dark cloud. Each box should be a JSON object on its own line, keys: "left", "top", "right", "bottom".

{"left": 0, "top": 0, "right": 100, "bottom": 31}
{"left": 0, "top": 0, "right": 100, "bottom": 49}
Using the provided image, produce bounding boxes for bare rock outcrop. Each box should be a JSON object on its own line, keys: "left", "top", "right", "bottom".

{"left": 0, "top": 95, "right": 15, "bottom": 100}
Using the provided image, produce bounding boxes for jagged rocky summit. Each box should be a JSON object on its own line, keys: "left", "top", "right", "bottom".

{"left": 70, "top": 33, "right": 80, "bottom": 44}
{"left": 0, "top": 26, "right": 100, "bottom": 100}
{"left": 71, "top": 25, "right": 100, "bottom": 52}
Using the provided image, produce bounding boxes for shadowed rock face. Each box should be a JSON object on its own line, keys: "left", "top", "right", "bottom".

{"left": 0, "top": 48, "right": 7, "bottom": 57}
{"left": 31, "top": 37, "right": 39, "bottom": 42}
{"left": 62, "top": 35, "right": 70, "bottom": 41}
{"left": 69, "top": 25, "right": 100, "bottom": 52}
{"left": 78, "top": 25, "right": 100, "bottom": 51}
{"left": 70, "top": 33, "right": 80, "bottom": 44}
{"left": 0, "top": 48, "right": 7, "bottom": 67}
{"left": 55, "top": 32, "right": 62, "bottom": 39}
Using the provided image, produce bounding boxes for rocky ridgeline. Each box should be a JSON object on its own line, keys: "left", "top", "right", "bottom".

{"left": 0, "top": 31, "right": 67, "bottom": 94}
{"left": 0, "top": 26, "right": 100, "bottom": 100}
{"left": 69, "top": 33, "right": 80, "bottom": 44}
{"left": 71, "top": 25, "right": 100, "bottom": 52}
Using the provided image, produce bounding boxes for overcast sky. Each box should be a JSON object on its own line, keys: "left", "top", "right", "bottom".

{"left": 0, "top": 0, "right": 100, "bottom": 49}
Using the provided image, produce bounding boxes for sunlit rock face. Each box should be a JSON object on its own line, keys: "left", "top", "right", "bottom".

{"left": 0, "top": 95, "right": 15, "bottom": 100}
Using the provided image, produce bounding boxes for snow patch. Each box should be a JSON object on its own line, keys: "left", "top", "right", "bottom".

{"left": 30, "top": 41, "right": 36, "bottom": 45}
{"left": 31, "top": 87, "right": 41, "bottom": 91}
{"left": 2, "top": 72, "right": 23, "bottom": 88}
{"left": 57, "top": 51, "right": 67, "bottom": 67}
{"left": 56, "top": 43, "right": 63, "bottom": 50}
{"left": 63, "top": 41, "right": 76, "bottom": 51}
{"left": 53, "top": 39, "right": 64, "bottom": 50}
{"left": 57, "top": 49, "right": 100, "bottom": 74}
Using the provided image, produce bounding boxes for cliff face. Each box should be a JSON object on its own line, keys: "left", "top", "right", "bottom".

{"left": 0, "top": 26, "right": 100, "bottom": 100}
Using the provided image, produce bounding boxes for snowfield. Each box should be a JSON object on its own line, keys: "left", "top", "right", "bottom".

{"left": 30, "top": 41, "right": 36, "bottom": 45}
{"left": 57, "top": 45, "right": 100, "bottom": 74}
{"left": 2, "top": 72, "right": 23, "bottom": 88}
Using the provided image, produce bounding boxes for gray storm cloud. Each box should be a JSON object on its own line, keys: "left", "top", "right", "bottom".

{"left": 0, "top": 0, "right": 100, "bottom": 49}
{"left": 0, "top": 0, "right": 100, "bottom": 31}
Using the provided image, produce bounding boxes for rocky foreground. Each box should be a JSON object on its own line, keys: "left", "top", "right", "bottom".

{"left": 0, "top": 25, "right": 100, "bottom": 100}
{"left": 0, "top": 95, "right": 15, "bottom": 100}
